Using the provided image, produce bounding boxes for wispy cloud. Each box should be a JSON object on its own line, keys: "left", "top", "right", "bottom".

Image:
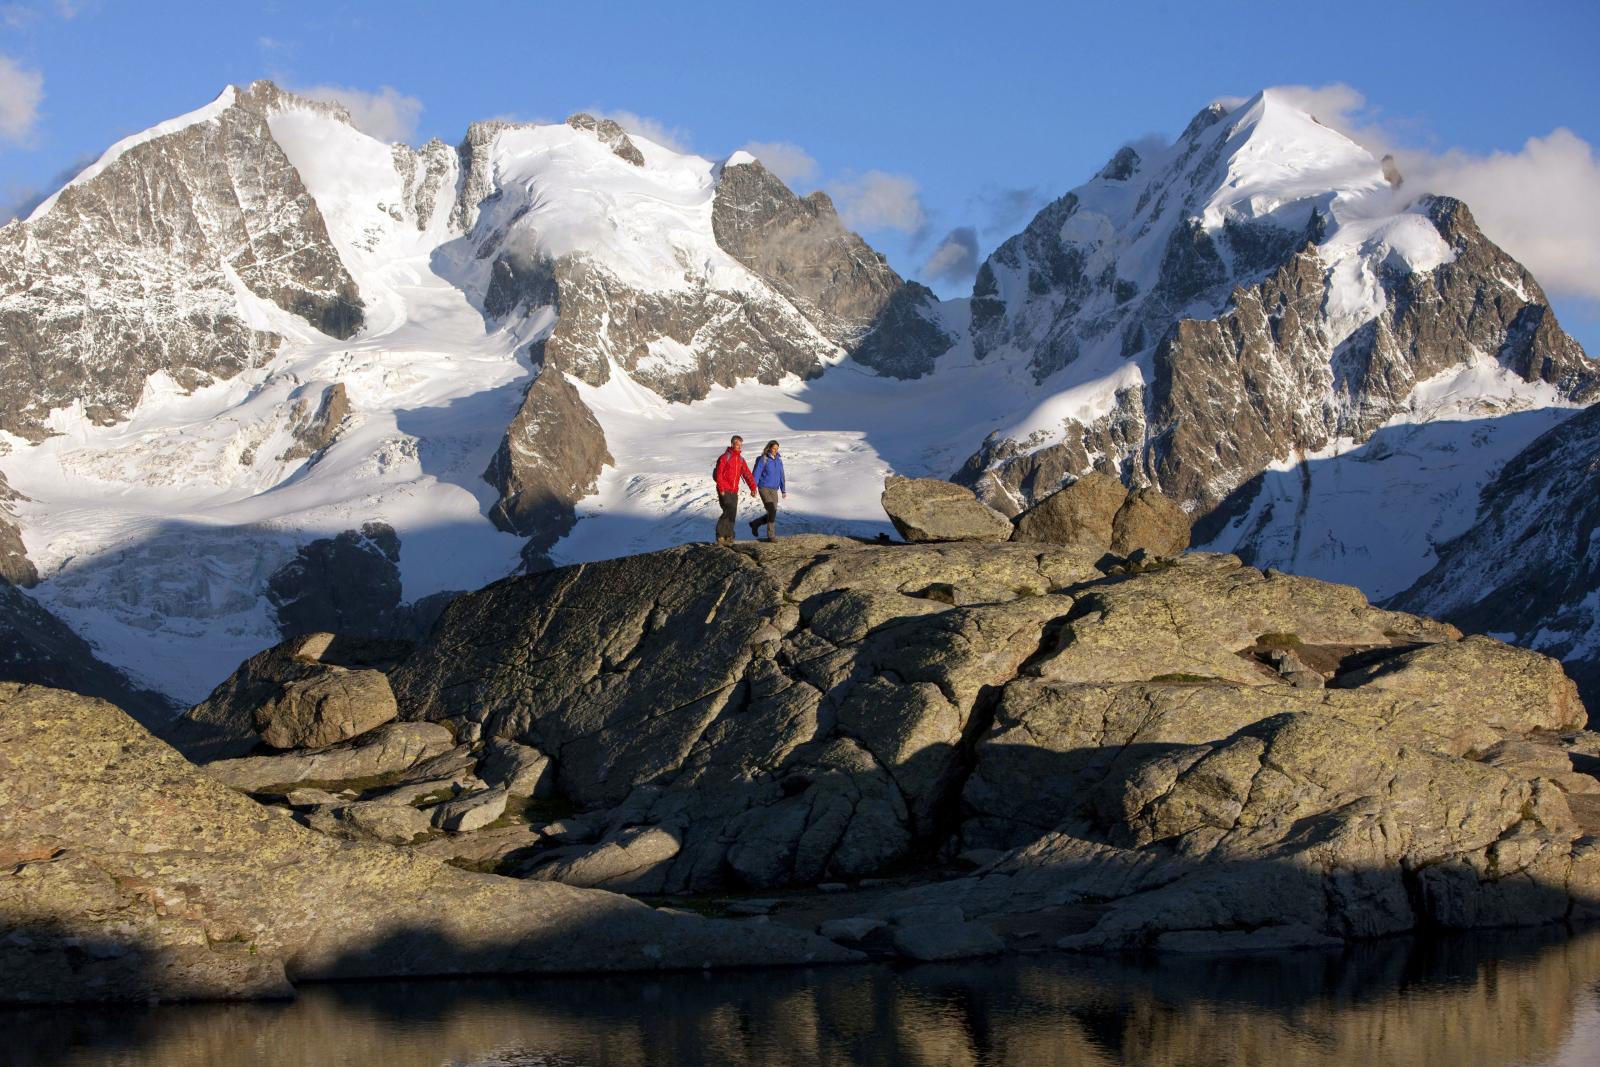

{"left": 921, "top": 226, "right": 980, "bottom": 285}
{"left": 592, "top": 109, "right": 690, "bottom": 154}
{"left": 1, "top": 153, "right": 93, "bottom": 223}
{"left": 1261, "top": 82, "right": 1600, "bottom": 304}
{"left": 739, "top": 140, "right": 818, "bottom": 187}
{"left": 974, "top": 185, "right": 1042, "bottom": 237}
{"left": 0, "top": 54, "right": 43, "bottom": 146}
{"left": 0, "top": 4, "right": 36, "bottom": 29}
{"left": 829, "top": 170, "right": 926, "bottom": 234}
{"left": 291, "top": 83, "right": 423, "bottom": 143}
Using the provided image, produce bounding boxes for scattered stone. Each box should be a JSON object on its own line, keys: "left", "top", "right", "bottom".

{"left": 478, "top": 737, "right": 557, "bottom": 798}
{"left": 817, "top": 882, "right": 850, "bottom": 893}
{"left": 880, "top": 476, "right": 1013, "bottom": 543}
{"left": 203, "top": 722, "right": 455, "bottom": 792}
{"left": 523, "top": 826, "right": 682, "bottom": 893}
{"left": 541, "top": 819, "right": 598, "bottom": 845}
{"left": 818, "top": 917, "right": 886, "bottom": 943}
{"left": 430, "top": 787, "right": 509, "bottom": 832}
{"left": 367, "top": 774, "right": 483, "bottom": 808}
{"left": 338, "top": 800, "right": 434, "bottom": 845}
{"left": 725, "top": 899, "right": 781, "bottom": 916}
{"left": 283, "top": 788, "right": 342, "bottom": 808}
{"left": 169, "top": 631, "right": 405, "bottom": 760}
{"left": 886, "top": 904, "right": 966, "bottom": 927}
{"left": 892, "top": 922, "right": 1004, "bottom": 961}
{"left": 410, "top": 823, "right": 545, "bottom": 869}
{"left": 253, "top": 667, "right": 398, "bottom": 751}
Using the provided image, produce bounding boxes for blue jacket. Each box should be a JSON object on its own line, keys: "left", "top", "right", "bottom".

{"left": 751, "top": 454, "right": 786, "bottom": 492}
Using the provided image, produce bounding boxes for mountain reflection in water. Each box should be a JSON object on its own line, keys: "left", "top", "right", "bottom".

{"left": 7, "top": 928, "right": 1600, "bottom": 1067}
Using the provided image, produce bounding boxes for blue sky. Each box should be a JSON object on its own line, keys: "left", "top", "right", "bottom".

{"left": 3, "top": 0, "right": 1598, "bottom": 349}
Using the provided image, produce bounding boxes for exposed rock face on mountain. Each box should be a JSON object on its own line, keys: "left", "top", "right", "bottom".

{"left": 367, "top": 535, "right": 1599, "bottom": 944}
{"left": 278, "top": 382, "right": 349, "bottom": 463}
{"left": 0, "top": 81, "right": 362, "bottom": 441}
{"left": 0, "top": 682, "right": 853, "bottom": 1004}
{"left": 0, "top": 470, "right": 32, "bottom": 586}
{"left": 483, "top": 365, "right": 614, "bottom": 564}
{"left": 267, "top": 522, "right": 404, "bottom": 638}
{"left": 711, "top": 157, "right": 952, "bottom": 378}
{"left": 0, "top": 580, "right": 173, "bottom": 725}
{"left": 1393, "top": 401, "right": 1600, "bottom": 721}
{"left": 563, "top": 113, "right": 645, "bottom": 165}
{"left": 959, "top": 91, "right": 1597, "bottom": 515}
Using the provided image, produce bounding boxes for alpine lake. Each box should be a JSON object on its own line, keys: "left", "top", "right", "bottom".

{"left": 8, "top": 927, "right": 1599, "bottom": 1066}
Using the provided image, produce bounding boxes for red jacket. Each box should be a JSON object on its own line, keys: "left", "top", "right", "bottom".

{"left": 713, "top": 448, "right": 756, "bottom": 494}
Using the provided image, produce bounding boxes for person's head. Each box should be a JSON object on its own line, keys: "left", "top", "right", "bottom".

{"left": 763, "top": 440, "right": 780, "bottom": 457}
{"left": 729, "top": 435, "right": 743, "bottom": 452}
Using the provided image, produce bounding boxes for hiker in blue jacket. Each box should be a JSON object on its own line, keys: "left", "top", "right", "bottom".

{"left": 748, "top": 440, "right": 787, "bottom": 542}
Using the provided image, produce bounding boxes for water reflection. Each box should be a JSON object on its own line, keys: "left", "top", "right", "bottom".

{"left": 7, "top": 928, "right": 1600, "bottom": 1067}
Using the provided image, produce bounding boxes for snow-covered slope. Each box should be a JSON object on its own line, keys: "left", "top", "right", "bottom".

{"left": 1391, "top": 399, "right": 1600, "bottom": 715}
{"left": 0, "top": 83, "right": 1591, "bottom": 706}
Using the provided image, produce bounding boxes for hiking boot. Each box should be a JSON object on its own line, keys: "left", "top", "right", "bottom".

{"left": 748, "top": 519, "right": 761, "bottom": 537}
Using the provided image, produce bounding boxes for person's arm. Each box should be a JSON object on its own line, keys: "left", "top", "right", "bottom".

{"left": 780, "top": 459, "right": 787, "bottom": 495}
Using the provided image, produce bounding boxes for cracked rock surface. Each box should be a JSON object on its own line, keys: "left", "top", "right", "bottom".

{"left": 371, "top": 536, "right": 1600, "bottom": 945}
{"left": 0, "top": 682, "right": 854, "bottom": 1004}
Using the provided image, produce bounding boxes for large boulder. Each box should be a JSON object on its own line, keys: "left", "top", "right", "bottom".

{"left": 1012, "top": 474, "right": 1191, "bottom": 557}
{"left": 1110, "top": 487, "right": 1191, "bottom": 556}
{"left": 1011, "top": 471, "right": 1126, "bottom": 548}
{"left": 0, "top": 683, "right": 854, "bottom": 1004}
{"left": 167, "top": 632, "right": 408, "bottom": 760}
{"left": 881, "top": 476, "right": 1014, "bottom": 543}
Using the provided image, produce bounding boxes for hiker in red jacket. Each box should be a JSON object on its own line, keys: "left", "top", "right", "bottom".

{"left": 712, "top": 435, "right": 758, "bottom": 544}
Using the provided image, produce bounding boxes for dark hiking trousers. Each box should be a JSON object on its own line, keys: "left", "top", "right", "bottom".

{"left": 752, "top": 487, "right": 779, "bottom": 539}
{"left": 716, "top": 491, "right": 741, "bottom": 542}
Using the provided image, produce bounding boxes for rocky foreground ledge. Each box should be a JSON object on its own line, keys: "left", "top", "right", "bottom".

{"left": 8, "top": 504, "right": 1600, "bottom": 1001}
{"left": 0, "top": 682, "right": 852, "bottom": 1004}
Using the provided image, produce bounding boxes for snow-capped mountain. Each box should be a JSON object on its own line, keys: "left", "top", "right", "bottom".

{"left": 0, "top": 82, "right": 1591, "bottom": 707}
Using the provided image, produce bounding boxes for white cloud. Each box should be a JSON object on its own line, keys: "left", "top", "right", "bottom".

{"left": 53, "top": 0, "right": 87, "bottom": 17}
{"left": 1261, "top": 82, "right": 1600, "bottom": 303}
{"left": 292, "top": 83, "right": 423, "bottom": 143}
{"left": 829, "top": 170, "right": 926, "bottom": 234}
{"left": 1400, "top": 130, "right": 1600, "bottom": 302}
{"left": 739, "top": 140, "right": 818, "bottom": 187}
{"left": 1, "top": 5, "right": 36, "bottom": 29}
{"left": 0, "top": 55, "right": 43, "bottom": 145}
{"left": 921, "top": 226, "right": 980, "bottom": 285}
{"left": 593, "top": 110, "right": 690, "bottom": 154}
